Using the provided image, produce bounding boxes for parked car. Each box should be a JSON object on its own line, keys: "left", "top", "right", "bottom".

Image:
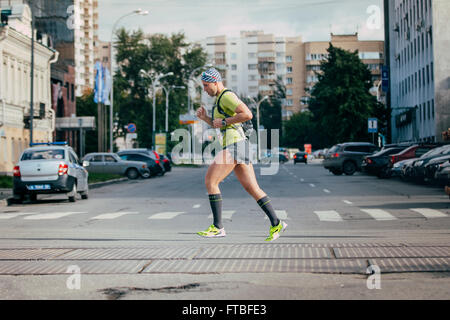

{"left": 293, "top": 152, "right": 308, "bottom": 164}
{"left": 117, "top": 152, "right": 163, "bottom": 177}
{"left": 117, "top": 149, "right": 166, "bottom": 175}
{"left": 13, "top": 142, "right": 89, "bottom": 203}
{"left": 279, "top": 147, "right": 289, "bottom": 160}
{"left": 361, "top": 147, "right": 409, "bottom": 178}
{"left": 388, "top": 144, "right": 439, "bottom": 167}
{"left": 411, "top": 145, "right": 450, "bottom": 182}
{"left": 82, "top": 153, "right": 150, "bottom": 179}
{"left": 323, "top": 142, "right": 378, "bottom": 175}
{"left": 435, "top": 160, "right": 450, "bottom": 186}
{"left": 391, "top": 158, "right": 417, "bottom": 177}
{"left": 424, "top": 155, "right": 450, "bottom": 183}
{"left": 159, "top": 154, "right": 172, "bottom": 172}
{"left": 279, "top": 153, "right": 288, "bottom": 163}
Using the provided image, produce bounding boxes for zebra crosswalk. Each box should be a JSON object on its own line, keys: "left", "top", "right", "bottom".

{"left": 0, "top": 207, "right": 448, "bottom": 222}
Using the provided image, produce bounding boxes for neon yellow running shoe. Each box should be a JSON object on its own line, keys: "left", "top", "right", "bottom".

{"left": 197, "top": 224, "right": 226, "bottom": 238}
{"left": 265, "top": 221, "right": 287, "bottom": 242}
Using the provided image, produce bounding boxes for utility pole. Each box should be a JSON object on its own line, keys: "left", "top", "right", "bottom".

{"left": 29, "top": 2, "right": 35, "bottom": 146}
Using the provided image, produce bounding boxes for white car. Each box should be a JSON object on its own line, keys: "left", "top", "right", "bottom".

{"left": 13, "top": 142, "right": 89, "bottom": 203}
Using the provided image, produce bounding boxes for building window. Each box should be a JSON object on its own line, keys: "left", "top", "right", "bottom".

{"left": 286, "top": 66, "right": 292, "bottom": 73}
{"left": 231, "top": 64, "right": 237, "bottom": 71}
{"left": 248, "top": 52, "right": 256, "bottom": 59}
{"left": 231, "top": 53, "right": 237, "bottom": 60}
{"left": 286, "top": 88, "right": 293, "bottom": 96}
{"left": 286, "top": 55, "right": 292, "bottom": 62}
{"left": 285, "top": 99, "right": 293, "bottom": 106}
{"left": 248, "top": 64, "right": 257, "bottom": 70}
{"left": 248, "top": 75, "right": 257, "bottom": 81}
{"left": 286, "top": 78, "right": 293, "bottom": 84}
{"left": 231, "top": 75, "right": 237, "bottom": 82}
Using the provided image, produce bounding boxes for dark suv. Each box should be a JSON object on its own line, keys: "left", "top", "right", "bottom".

{"left": 323, "top": 142, "right": 378, "bottom": 175}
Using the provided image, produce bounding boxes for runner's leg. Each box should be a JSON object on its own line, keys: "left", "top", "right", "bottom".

{"left": 233, "top": 163, "right": 280, "bottom": 227}
{"left": 205, "top": 149, "right": 236, "bottom": 228}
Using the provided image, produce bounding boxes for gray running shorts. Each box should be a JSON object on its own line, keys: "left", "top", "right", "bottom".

{"left": 223, "top": 139, "right": 253, "bottom": 164}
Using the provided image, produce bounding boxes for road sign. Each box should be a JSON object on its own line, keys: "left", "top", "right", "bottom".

{"left": 127, "top": 123, "right": 136, "bottom": 133}
{"left": 368, "top": 118, "right": 378, "bottom": 133}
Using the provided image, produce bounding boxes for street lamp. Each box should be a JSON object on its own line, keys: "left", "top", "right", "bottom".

{"left": 109, "top": 8, "right": 148, "bottom": 152}
{"left": 161, "top": 85, "right": 185, "bottom": 132}
{"left": 187, "top": 64, "right": 212, "bottom": 112}
{"left": 248, "top": 95, "right": 269, "bottom": 162}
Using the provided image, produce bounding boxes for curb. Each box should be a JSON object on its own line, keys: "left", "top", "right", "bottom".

{"left": 0, "top": 177, "right": 130, "bottom": 207}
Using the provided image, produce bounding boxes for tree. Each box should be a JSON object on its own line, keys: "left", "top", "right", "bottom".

{"left": 308, "top": 44, "right": 387, "bottom": 148}
{"left": 282, "top": 111, "right": 317, "bottom": 149}
{"left": 113, "top": 29, "right": 207, "bottom": 149}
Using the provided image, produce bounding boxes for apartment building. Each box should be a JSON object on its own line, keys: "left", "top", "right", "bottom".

{"left": 385, "top": 0, "right": 450, "bottom": 143}
{"left": 0, "top": 3, "right": 57, "bottom": 174}
{"left": 199, "top": 31, "right": 304, "bottom": 119}
{"left": 95, "top": 40, "right": 111, "bottom": 71}
{"left": 74, "top": 0, "right": 99, "bottom": 96}
{"left": 200, "top": 32, "right": 384, "bottom": 120}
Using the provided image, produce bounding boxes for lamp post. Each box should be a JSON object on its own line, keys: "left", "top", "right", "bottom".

{"left": 248, "top": 95, "right": 269, "bottom": 162}
{"left": 109, "top": 8, "right": 148, "bottom": 152}
{"left": 187, "top": 64, "right": 212, "bottom": 112}
{"left": 161, "top": 85, "right": 185, "bottom": 133}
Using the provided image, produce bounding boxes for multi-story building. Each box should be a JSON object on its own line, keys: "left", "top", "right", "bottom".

{"left": 0, "top": 3, "right": 58, "bottom": 174}
{"left": 200, "top": 32, "right": 384, "bottom": 120}
{"left": 385, "top": 0, "right": 450, "bottom": 143}
{"left": 95, "top": 40, "right": 111, "bottom": 71}
{"left": 303, "top": 33, "right": 385, "bottom": 107}
{"left": 199, "top": 31, "right": 304, "bottom": 119}
{"left": 74, "top": 0, "right": 99, "bottom": 97}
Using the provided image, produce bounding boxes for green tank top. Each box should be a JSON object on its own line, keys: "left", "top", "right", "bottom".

{"left": 213, "top": 89, "right": 245, "bottom": 147}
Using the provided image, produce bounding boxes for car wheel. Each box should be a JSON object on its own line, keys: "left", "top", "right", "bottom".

{"left": 343, "top": 161, "right": 356, "bottom": 175}
{"left": 141, "top": 171, "right": 151, "bottom": 179}
{"left": 68, "top": 183, "right": 77, "bottom": 202}
{"left": 13, "top": 193, "right": 24, "bottom": 204}
{"left": 126, "top": 168, "right": 139, "bottom": 179}
{"left": 81, "top": 186, "right": 89, "bottom": 200}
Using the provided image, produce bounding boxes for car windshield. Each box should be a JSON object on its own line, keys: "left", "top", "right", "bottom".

{"left": 327, "top": 145, "right": 340, "bottom": 153}
{"left": 21, "top": 149, "right": 65, "bottom": 161}
{"left": 421, "top": 146, "right": 450, "bottom": 159}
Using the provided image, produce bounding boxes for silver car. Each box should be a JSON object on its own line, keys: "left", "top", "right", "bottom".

{"left": 82, "top": 152, "right": 150, "bottom": 179}
{"left": 13, "top": 142, "right": 89, "bottom": 203}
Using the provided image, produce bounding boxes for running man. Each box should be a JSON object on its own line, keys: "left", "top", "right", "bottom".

{"left": 195, "top": 68, "right": 287, "bottom": 241}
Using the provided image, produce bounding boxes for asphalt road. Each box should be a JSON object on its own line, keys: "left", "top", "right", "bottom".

{"left": 0, "top": 160, "right": 449, "bottom": 300}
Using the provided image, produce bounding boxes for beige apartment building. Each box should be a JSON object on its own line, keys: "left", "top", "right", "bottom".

{"left": 201, "top": 32, "right": 384, "bottom": 120}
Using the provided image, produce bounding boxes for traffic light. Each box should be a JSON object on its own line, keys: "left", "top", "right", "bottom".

{"left": 23, "top": 116, "right": 30, "bottom": 129}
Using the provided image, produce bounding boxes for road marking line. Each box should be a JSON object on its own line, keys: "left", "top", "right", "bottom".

{"left": 323, "top": 189, "right": 331, "bottom": 193}
{"left": 309, "top": 183, "right": 315, "bottom": 187}
{"left": 148, "top": 211, "right": 185, "bottom": 220}
{"left": 0, "top": 212, "right": 36, "bottom": 219}
{"left": 91, "top": 211, "right": 139, "bottom": 220}
{"left": 264, "top": 210, "right": 289, "bottom": 220}
{"left": 193, "top": 204, "right": 201, "bottom": 209}
{"left": 208, "top": 210, "right": 236, "bottom": 220}
{"left": 314, "top": 210, "right": 343, "bottom": 222}
{"left": 23, "top": 212, "right": 87, "bottom": 220}
{"left": 410, "top": 208, "right": 447, "bottom": 218}
{"left": 360, "top": 209, "right": 397, "bottom": 221}
{"left": 343, "top": 200, "right": 353, "bottom": 205}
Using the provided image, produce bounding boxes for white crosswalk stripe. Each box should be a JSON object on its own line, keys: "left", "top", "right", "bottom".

{"left": 23, "top": 212, "right": 87, "bottom": 220}
{"left": 314, "top": 210, "right": 343, "bottom": 222}
{"left": 410, "top": 208, "right": 447, "bottom": 218}
{"left": 0, "top": 213, "right": 36, "bottom": 219}
{"left": 360, "top": 209, "right": 397, "bottom": 221}
{"left": 91, "top": 211, "right": 139, "bottom": 220}
{"left": 208, "top": 210, "right": 236, "bottom": 220}
{"left": 263, "top": 209, "right": 289, "bottom": 220}
{"left": 148, "top": 211, "right": 186, "bottom": 220}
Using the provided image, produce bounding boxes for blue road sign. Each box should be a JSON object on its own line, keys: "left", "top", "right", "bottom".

{"left": 368, "top": 118, "right": 378, "bottom": 133}
{"left": 127, "top": 123, "right": 136, "bottom": 133}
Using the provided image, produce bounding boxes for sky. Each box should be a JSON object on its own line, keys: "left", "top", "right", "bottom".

{"left": 98, "top": 0, "right": 385, "bottom": 43}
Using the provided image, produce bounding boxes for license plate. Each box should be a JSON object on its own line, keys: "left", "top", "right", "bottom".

{"left": 27, "top": 184, "right": 51, "bottom": 190}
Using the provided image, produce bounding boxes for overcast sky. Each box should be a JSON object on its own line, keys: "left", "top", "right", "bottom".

{"left": 98, "top": 0, "right": 384, "bottom": 43}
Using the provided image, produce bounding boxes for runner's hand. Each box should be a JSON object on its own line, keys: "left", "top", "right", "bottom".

{"left": 213, "top": 119, "right": 223, "bottom": 128}
{"left": 196, "top": 106, "right": 206, "bottom": 120}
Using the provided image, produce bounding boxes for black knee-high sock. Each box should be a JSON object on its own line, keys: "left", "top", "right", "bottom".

{"left": 257, "top": 196, "right": 280, "bottom": 227}
{"left": 209, "top": 194, "right": 223, "bottom": 229}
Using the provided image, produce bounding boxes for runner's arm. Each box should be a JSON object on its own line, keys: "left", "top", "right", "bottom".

{"left": 223, "top": 103, "right": 253, "bottom": 125}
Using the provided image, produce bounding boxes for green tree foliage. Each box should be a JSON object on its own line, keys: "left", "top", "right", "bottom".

{"left": 282, "top": 111, "right": 317, "bottom": 149}
{"left": 76, "top": 90, "right": 98, "bottom": 154}
{"left": 304, "top": 44, "right": 387, "bottom": 148}
{"left": 113, "top": 28, "right": 207, "bottom": 149}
